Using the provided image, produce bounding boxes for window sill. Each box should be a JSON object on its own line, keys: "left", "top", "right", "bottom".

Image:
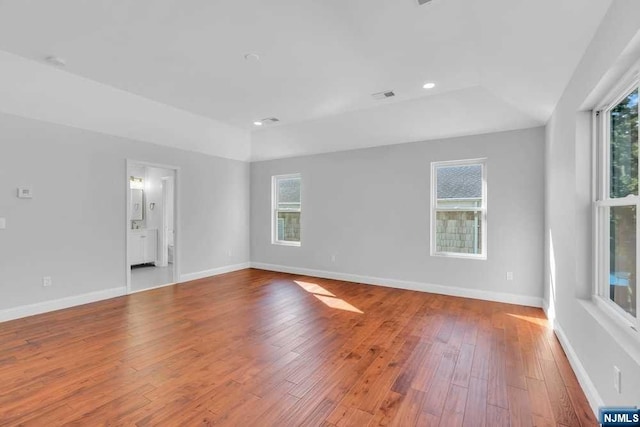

{"left": 431, "top": 252, "right": 486, "bottom": 261}
{"left": 272, "top": 241, "right": 301, "bottom": 247}
{"left": 581, "top": 298, "right": 640, "bottom": 366}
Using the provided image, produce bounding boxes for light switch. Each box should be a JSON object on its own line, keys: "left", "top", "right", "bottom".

{"left": 0, "top": 218, "right": 5, "bottom": 229}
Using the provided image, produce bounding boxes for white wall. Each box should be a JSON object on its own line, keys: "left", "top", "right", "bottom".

{"left": 251, "top": 127, "right": 545, "bottom": 305}
{"left": 0, "top": 111, "right": 250, "bottom": 313}
{"left": 144, "top": 166, "right": 173, "bottom": 233}
{"left": 545, "top": 1, "right": 640, "bottom": 408}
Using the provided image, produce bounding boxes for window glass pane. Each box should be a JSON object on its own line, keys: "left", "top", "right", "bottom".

{"left": 610, "top": 89, "right": 638, "bottom": 198}
{"left": 277, "top": 211, "right": 300, "bottom": 242}
{"left": 435, "top": 211, "right": 482, "bottom": 255}
{"left": 436, "top": 165, "right": 482, "bottom": 208}
{"left": 277, "top": 177, "right": 301, "bottom": 210}
{"left": 609, "top": 205, "right": 637, "bottom": 318}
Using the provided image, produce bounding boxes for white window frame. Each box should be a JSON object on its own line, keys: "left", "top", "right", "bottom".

{"left": 430, "top": 158, "right": 487, "bottom": 260}
{"left": 593, "top": 65, "right": 640, "bottom": 333}
{"left": 271, "top": 173, "right": 302, "bottom": 247}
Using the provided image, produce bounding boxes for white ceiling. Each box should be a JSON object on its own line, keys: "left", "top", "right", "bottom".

{"left": 0, "top": 50, "right": 251, "bottom": 161}
{"left": 0, "top": 0, "right": 612, "bottom": 160}
{"left": 251, "top": 85, "right": 541, "bottom": 161}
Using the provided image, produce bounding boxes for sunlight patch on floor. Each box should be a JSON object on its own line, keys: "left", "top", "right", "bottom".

{"left": 506, "top": 313, "right": 548, "bottom": 327}
{"left": 293, "top": 280, "right": 363, "bottom": 314}
{"left": 294, "top": 280, "right": 335, "bottom": 297}
{"left": 314, "top": 294, "right": 364, "bottom": 314}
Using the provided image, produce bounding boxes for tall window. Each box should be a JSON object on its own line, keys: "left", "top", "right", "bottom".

{"left": 431, "top": 159, "right": 487, "bottom": 259}
{"left": 595, "top": 76, "right": 639, "bottom": 328}
{"left": 272, "top": 173, "right": 301, "bottom": 246}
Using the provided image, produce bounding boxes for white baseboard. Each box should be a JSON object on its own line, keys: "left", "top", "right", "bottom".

{"left": 250, "top": 262, "right": 542, "bottom": 308}
{"left": 552, "top": 321, "right": 604, "bottom": 417}
{"left": 541, "top": 298, "right": 554, "bottom": 328}
{"left": 180, "top": 262, "right": 251, "bottom": 282}
{"left": 0, "top": 287, "right": 126, "bottom": 323}
{"left": 543, "top": 299, "right": 602, "bottom": 417}
{"left": 542, "top": 299, "right": 549, "bottom": 316}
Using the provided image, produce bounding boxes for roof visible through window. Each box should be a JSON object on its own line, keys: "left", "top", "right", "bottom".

{"left": 436, "top": 165, "right": 482, "bottom": 199}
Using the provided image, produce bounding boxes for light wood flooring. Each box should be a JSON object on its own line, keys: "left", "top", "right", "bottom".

{"left": 0, "top": 268, "right": 597, "bottom": 426}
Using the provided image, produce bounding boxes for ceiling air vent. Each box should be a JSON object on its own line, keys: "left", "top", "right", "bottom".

{"left": 372, "top": 90, "right": 395, "bottom": 100}
{"left": 417, "top": 0, "right": 433, "bottom": 5}
{"left": 261, "top": 117, "right": 280, "bottom": 125}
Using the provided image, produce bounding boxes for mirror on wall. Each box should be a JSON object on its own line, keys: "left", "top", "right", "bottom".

{"left": 130, "top": 188, "right": 144, "bottom": 221}
{"left": 130, "top": 176, "right": 145, "bottom": 228}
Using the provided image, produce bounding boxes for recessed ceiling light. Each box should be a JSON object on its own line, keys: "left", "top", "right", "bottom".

{"left": 423, "top": 82, "right": 436, "bottom": 89}
{"left": 45, "top": 55, "right": 66, "bottom": 67}
{"left": 253, "top": 121, "right": 263, "bottom": 126}
{"left": 244, "top": 53, "right": 260, "bottom": 62}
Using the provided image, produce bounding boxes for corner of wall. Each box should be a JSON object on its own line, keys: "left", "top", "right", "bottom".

{"left": 550, "top": 320, "right": 605, "bottom": 417}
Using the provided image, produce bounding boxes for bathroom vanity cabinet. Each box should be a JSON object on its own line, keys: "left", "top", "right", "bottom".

{"left": 129, "top": 229, "right": 157, "bottom": 266}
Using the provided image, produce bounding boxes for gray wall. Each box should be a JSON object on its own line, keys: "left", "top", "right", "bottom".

{"left": 0, "top": 112, "right": 250, "bottom": 310}
{"left": 545, "top": 1, "right": 640, "bottom": 407}
{"left": 251, "top": 127, "right": 545, "bottom": 301}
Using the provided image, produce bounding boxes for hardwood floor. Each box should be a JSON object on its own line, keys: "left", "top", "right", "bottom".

{"left": 0, "top": 268, "right": 597, "bottom": 426}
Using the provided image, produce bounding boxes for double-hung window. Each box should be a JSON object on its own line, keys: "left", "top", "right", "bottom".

{"left": 431, "top": 158, "right": 487, "bottom": 259}
{"left": 272, "top": 173, "right": 301, "bottom": 246}
{"left": 594, "top": 72, "right": 639, "bottom": 330}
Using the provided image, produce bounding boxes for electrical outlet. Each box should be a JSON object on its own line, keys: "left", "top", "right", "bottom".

{"left": 506, "top": 272, "right": 514, "bottom": 281}
{"left": 331, "top": 254, "right": 336, "bottom": 263}
{"left": 17, "top": 187, "right": 33, "bottom": 199}
{"left": 614, "top": 366, "right": 621, "bottom": 393}
{"left": 227, "top": 249, "right": 232, "bottom": 257}
{"left": 43, "top": 276, "right": 52, "bottom": 287}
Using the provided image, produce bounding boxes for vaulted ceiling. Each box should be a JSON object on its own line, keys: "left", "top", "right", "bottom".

{"left": 0, "top": 0, "right": 612, "bottom": 160}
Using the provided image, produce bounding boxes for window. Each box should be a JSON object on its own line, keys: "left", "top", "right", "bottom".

{"left": 431, "top": 158, "right": 487, "bottom": 259}
{"left": 594, "top": 73, "right": 639, "bottom": 329}
{"left": 272, "top": 173, "right": 301, "bottom": 246}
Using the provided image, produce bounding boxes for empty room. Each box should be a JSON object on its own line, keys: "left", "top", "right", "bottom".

{"left": 1, "top": 0, "right": 639, "bottom": 426}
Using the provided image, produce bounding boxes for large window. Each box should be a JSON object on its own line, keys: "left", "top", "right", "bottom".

{"left": 272, "top": 173, "right": 301, "bottom": 246}
{"left": 431, "top": 158, "right": 487, "bottom": 259}
{"left": 595, "top": 76, "right": 639, "bottom": 328}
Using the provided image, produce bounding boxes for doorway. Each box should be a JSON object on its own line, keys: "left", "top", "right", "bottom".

{"left": 126, "top": 160, "right": 179, "bottom": 293}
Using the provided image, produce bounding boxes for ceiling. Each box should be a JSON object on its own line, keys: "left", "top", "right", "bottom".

{"left": 0, "top": 0, "right": 612, "bottom": 160}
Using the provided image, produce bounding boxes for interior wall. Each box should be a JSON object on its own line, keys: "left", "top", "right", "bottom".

{"left": 545, "top": 0, "right": 640, "bottom": 407}
{"left": 144, "top": 166, "right": 173, "bottom": 233}
{"left": 251, "top": 127, "right": 545, "bottom": 303}
{"left": 0, "top": 111, "right": 250, "bottom": 312}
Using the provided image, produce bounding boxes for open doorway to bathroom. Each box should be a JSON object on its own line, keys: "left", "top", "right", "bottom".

{"left": 126, "top": 160, "right": 179, "bottom": 293}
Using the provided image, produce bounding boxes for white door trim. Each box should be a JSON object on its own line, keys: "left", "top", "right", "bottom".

{"left": 125, "top": 159, "right": 181, "bottom": 294}
{"left": 159, "top": 175, "right": 174, "bottom": 267}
